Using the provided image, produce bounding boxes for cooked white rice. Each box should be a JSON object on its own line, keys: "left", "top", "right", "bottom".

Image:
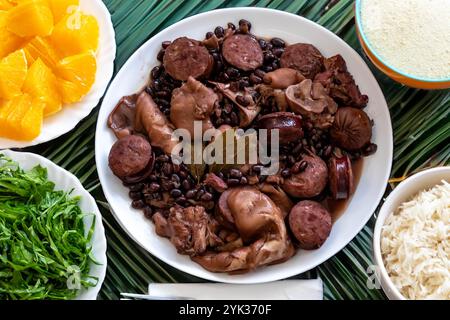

{"left": 381, "top": 180, "right": 450, "bottom": 300}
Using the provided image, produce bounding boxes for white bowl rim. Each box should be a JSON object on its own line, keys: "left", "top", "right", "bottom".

{"left": 96, "top": 6, "right": 393, "bottom": 283}
{"left": 1, "top": 149, "right": 107, "bottom": 300}
{"left": 373, "top": 166, "right": 450, "bottom": 300}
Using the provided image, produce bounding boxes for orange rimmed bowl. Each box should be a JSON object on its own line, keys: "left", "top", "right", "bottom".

{"left": 354, "top": 0, "right": 450, "bottom": 90}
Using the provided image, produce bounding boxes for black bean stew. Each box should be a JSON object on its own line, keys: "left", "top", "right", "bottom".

{"left": 107, "top": 19, "right": 377, "bottom": 274}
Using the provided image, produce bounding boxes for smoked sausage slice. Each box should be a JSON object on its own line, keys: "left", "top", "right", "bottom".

{"left": 163, "top": 37, "right": 213, "bottom": 81}
{"left": 222, "top": 34, "right": 263, "bottom": 71}
{"left": 280, "top": 43, "right": 324, "bottom": 79}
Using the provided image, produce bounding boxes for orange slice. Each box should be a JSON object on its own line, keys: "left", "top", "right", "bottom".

{"left": 56, "top": 51, "right": 96, "bottom": 87}
{"left": 23, "top": 58, "right": 62, "bottom": 116}
{"left": 51, "top": 11, "right": 98, "bottom": 57}
{"left": 0, "top": 0, "right": 14, "bottom": 10}
{"left": 0, "top": 49, "right": 27, "bottom": 99}
{"left": 0, "top": 94, "right": 44, "bottom": 140}
{"left": 48, "top": 0, "right": 78, "bottom": 23}
{"left": 0, "top": 10, "right": 23, "bottom": 58}
{"left": 22, "top": 36, "right": 60, "bottom": 69}
{"left": 7, "top": 0, "right": 53, "bottom": 37}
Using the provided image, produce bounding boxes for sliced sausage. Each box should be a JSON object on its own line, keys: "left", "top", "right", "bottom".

{"left": 222, "top": 34, "right": 263, "bottom": 71}
{"left": 281, "top": 154, "right": 328, "bottom": 198}
{"left": 163, "top": 37, "right": 213, "bottom": 81}
{"left": 328, "top": 155, "right": 354, "bottom": 200}
{"left": 288, "top": 200, "right": 332, "bottom": 250}
{"left": 280, "top": 43, "right": 324, "bottom": 79}
{"left": 108, "top": 135, "right": 152, "bottom": 179}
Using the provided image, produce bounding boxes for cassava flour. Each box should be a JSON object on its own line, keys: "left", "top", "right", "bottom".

{"left": 360, "top": 0, "right": 450, "bottom": 79}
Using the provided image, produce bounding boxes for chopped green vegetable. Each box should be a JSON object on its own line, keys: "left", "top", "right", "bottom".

{"left": 0, "top": 154, "right": 98, "bottom": 300}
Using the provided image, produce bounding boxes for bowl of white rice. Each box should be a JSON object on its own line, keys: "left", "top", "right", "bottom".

{"left": 373, "top": 166, "right": 450, "bottom": 300}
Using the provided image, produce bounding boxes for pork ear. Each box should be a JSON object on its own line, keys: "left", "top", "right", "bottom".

{"left": 285, "top": 79, "right": 329, "bottom": 114}
{"left": 108, "top": 94, "right": 138, "bottom": 139}
{"left": 211, "top": 81, "right": 261, "bottom": 127}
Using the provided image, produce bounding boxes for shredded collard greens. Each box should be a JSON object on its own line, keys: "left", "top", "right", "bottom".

{"left": 0, "top": 154, "right": 97, "bottom": 300}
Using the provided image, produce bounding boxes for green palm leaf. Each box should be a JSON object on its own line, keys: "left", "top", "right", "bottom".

{"left": 26, "top": 0, "right": 450, "bottom": 300}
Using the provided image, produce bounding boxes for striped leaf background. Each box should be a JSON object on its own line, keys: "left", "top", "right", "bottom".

{"left": 27, "top": 0, "right": 450, "bottom": 300}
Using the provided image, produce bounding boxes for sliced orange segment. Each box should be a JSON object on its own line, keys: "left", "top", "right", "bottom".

{"left": 20, "top": 97, "right": 44, "bottom": 140}
{"left": 56, "top": 51, "right": 96, "bottom": 87}
{"left": 48, "top": 0, "right": 78, "bottom": 23}
{"left": 23, "top": 58, "right": 61, "bottom": 116}
{"left": 0, "top": 10, "right": 23, "bottom": 58}
{"left": 0, "top": 99, "right": 16, "bottom": 137}
{"left": 7, "top": 0, "right": 53, "bottom": 37}
{"left": 56, "top": 78, "right": 87, "bottom": 104}
{"left": 22, "top": 36, "right": 60, "bottom": 69}
{"left": 0, "top": 49, "right": 27, "bottom": 99}
{"left": 6, "top": 93, "right": 32, "bottom": 139}
{"left": 51, "top": 11, "right": 98, "bottom": 57}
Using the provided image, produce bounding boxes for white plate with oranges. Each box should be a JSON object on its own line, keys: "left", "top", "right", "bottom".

{"left": 0, "top": 0, "right": 115, "bottom": 148}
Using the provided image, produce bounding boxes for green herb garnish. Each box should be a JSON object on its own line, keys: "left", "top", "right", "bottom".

{"left": 0, "top": 155, "right": 98, "bottom": 300}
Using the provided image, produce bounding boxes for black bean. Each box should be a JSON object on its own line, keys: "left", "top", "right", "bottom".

{"left": 227, "top": 178, "right": 240, "bottom": 186}
{"left": 205, "top": 31, "right": 214, "bottom": 39}
{"left": 170, "top": 189, "right": 182, "bottom": 198}
{"left": 226, "top": 67, "right": 240, "bottom": 78}
{"left": 132, "top": 200, "right": 145, "bottom": 209}
{"left": 157, "top": 49, "right": 165, "bottom": 62}
{"left": 211, "top": 52, "right": 221, "bottom": 62}
{"left": 217, "top": 172, "right": 225, "bottom": 179}
{"left": 179, "top": 170, "right": 188, "bottom": 179}
{"left": 214, "top": 26, "right": 225, "bottom": 38}
{"left": 227, "top": 22, "right": 236, "bottom": 30}
{"left": 258, "top": 38, "right": 268, "bottom": 50}
{"left": 195, "top": 189, "right": 205, "bottom": 200}
{"left": 181, "top": 179, "right": 190, "bottom": 191}
{"left": 249, "top": 73, "right": 262, "bottom": 84}
{"left": 145, "top": 86, "right": 154, "bottom": 96}
{"left": 149, "top": 174, "right": 158, "bottom": 182}
{"left": 143, "top": 206, "right": 153, "bottom": 218}
{"left": 161, "top": 41, "right": 171, "bottom": 49}
{"left": 214, "top": 60, "right": 223, "bottom": 71}
{"left": 161, "top": 180, "right": 174, "bottom": 191}
{"left": 264, "top": 52, "right": 275, "bottom": 63}
{"left": 252, "top": 165, "right": 263, "bottom": 173}
{"left": 200, "top": 192, "right": 213, "bottom": 201}
{"left": 323, "top": 145, "right": 333, "bottom": 158}
{"left": 236, "top": 95, "right": 250, "bottom": 106}
{"left": 129, "top": 183, "right": 144, "bottom": 192}
{"left": 291, "top": 160, "right": 308, "bottom": 173}
{"left": 151, "top": 66, "right": 162, "bottom": 79}
{"left": 185, "top": 190, "right": 196, "bottom": 199}
{"left": 271, "top": 37, "right": 285, "bottom": 48}
{"left": 224, "top": 116, "right": 231, "bottom": 125}
{"left": 129, "top": 191, "right": 142, "bottom": 200}
{"left": 240, "top": 176, "right": 248, "bottom": 185}
{"left": 229, "top": 169, "right": 242, "bottom": 179}
{"left": 238, "top": 79, "right": 250, "bottom": 89}
{"left": 263, "top": 65, "right": 273, "bottom": 72}
{"left": 281, "top": 169, "right": 291, "bottom": 178}
{"left": 163, "top": 109, "right": 170, "bottom": 117}
{"left": 176, "top": 196, "right": 187, "bottom": 205}
{"left": 148, "top": 182, "right": 161, "bottom": 192}
{"left": 363, "top": 143, "right": 378, "bottom": 156}
{"left": 238, "top": 19, "right": 251, "bottom": 33}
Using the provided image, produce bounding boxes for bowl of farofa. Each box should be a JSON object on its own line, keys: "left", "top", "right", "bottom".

{"left": 373, "top": 167, "right": 450, "bottom": 300}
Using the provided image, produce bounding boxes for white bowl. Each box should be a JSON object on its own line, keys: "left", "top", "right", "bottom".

{"left": 0, "top": 0, "right": 116, "bottom": 149}
{"left": 373, "top": 166, "right": 450, "bottom": 300}
{"left": 1, "top": 150, "right": 107, "bottom": 300}
{"left": 95, "top": 7, "right": 393, "bottom": 283}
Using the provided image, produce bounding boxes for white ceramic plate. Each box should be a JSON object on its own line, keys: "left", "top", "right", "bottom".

{"left": 1, "top": 150, "right": 107, "bottom": 300}
{"left": 95, "top": 8, "right": 393, "bottom": 283}
{"left": 0, "top": 0, "right": 116, "bottom": 149}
